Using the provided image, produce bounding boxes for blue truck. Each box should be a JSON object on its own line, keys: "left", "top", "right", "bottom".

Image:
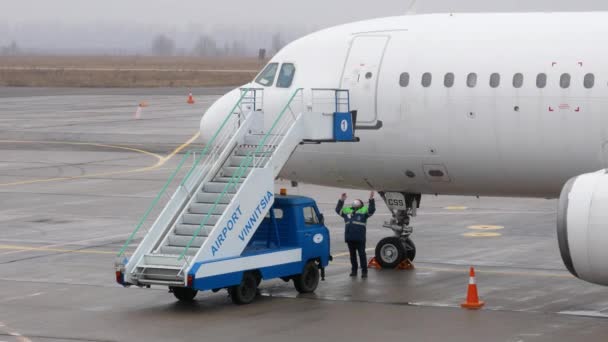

{"left": 161, "top": 194, "right": 331, "bottom": 305}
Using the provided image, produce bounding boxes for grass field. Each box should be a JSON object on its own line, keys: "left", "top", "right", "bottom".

{"left": 0, "top": 56, "right": 263, "bottom": 87}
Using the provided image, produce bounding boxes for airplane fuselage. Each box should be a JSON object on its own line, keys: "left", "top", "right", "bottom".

{"left": 204, "top": 12, "right": 608, "bottom": 198}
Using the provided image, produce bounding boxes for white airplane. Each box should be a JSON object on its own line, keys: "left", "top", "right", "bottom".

{"left": 200, "top": 12, "right": 608, "bottom": 287}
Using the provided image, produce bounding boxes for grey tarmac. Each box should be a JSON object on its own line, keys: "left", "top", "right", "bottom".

{"left": 0, "top": 87, "right": 607, "bottom": 342}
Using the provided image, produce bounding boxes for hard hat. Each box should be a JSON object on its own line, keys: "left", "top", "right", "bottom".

{"left": 352, "top": 199, "right": 363, "bottom": 208}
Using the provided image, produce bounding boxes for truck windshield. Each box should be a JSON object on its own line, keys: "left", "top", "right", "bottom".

{"left": 255, "top": 63, "right": 279, "bottom": 87}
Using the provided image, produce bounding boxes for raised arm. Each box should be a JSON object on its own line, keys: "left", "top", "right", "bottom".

{"left": 336, "top": 193, "right": 348, "bottom": 219}
{"left": 367, "top": 191, "right": 376, "bottom": 217}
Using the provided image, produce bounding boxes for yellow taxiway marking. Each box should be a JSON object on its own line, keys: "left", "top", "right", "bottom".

{"left": 462, "top": 232, "right": 502, "bottom": 237}
{"left": 444, "top": 206, "right": 468, "bottom": 210}
{"left": 0, "top": 132, "right": 200, "bottom": 187}
{"left": 0, "top": 244, "right": 117, "bottom": 255}
{"left": 468, "top": 225, "right": 504, "bottom": 230}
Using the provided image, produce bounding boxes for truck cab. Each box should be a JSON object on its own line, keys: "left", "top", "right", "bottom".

{"left": 245, "top": 195, "right": 331, "bottom": 268}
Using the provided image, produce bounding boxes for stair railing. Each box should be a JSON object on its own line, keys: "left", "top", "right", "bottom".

{"left": 117, "top": 88, "right": 262, "bottom": 260}
{"left": 177, "top": 88, "right": 304, "bottom": 262}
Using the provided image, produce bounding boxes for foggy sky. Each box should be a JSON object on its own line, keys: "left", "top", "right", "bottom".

{"left": 2, "top": 0, "right": 608, "bottom": 53}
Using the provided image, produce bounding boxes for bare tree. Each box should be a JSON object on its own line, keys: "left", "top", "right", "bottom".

{"left": 192, "top": 35, "right": 218, "bottom": 57}
{"left": 230, "top": 40, "right": 246, "bottom": 57}
{"left": 1, "top": 41, "right": 20, "bottom": 56}
{"left": 151, "top": 34, "right": 175, "bottom": 56}
{"left": 271, "top": 33, "right": 284, "bottom": 54}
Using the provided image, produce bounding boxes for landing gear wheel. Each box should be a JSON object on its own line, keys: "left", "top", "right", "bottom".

{"left": 293, "top": 261, "right": 320, "bottom": 293}
{"left": 375, "top": 237, "right": 406, "bottom": 269}
{"left": 405, "top": 237, "right": 416, "bottom": 262}
{"left": 171, "top": 287, "right": 198, "bottom": 302}
{"left": 229, "top": 272, "right": 258, "bottom": 305}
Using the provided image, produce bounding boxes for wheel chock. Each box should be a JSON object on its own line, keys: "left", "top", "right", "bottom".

{"left": 396, "top": 259, "right": 414, "bottom": 270}
{"left": 367, "top": 257, "right": 382, "bottom": 270}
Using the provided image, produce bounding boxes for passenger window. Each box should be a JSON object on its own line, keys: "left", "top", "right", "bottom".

{"left": 536, "top": 73, "right": 547, "bottom": 88}
{"left": 584, "top": 73, "right": 595, "bottom": 89}
{"left": 560, "top": 73, "right": 571, "bottom": 89}
{"left": 421, "top": 73, "right": 432, "bottom": 87}
{"left": 490, "top": 73, "right": 501, "bottom": 88}
{"left": 255, "top": 63, "right": 279, "bottom": 87}
{"left": 276, "top": 63, "right": 296, "bottom": 88}
{"left": 513, "top": 73, "right": 524, "bottom": 88}
{"left": 467, "top": 73, "right": 477, "bottom": 88}
{"left": 444, "top": 73, "right": 454, "bottom": 88}
{"left": 303, "top": 207, "right": 319, "bottom": 225}
{"left": 399, "top": 72, "right": 410, "bottom": 87}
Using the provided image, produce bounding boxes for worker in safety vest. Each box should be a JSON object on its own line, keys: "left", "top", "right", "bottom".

{"left": 336, "top": 191, "right": 376, "bottom": 278}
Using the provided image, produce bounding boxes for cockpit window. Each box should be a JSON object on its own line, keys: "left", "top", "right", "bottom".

{"left": 276, "top": 63, "right": 296, "bottom": 88}
{"left": 255, "top": 63, "right": 279, "bottom": 87}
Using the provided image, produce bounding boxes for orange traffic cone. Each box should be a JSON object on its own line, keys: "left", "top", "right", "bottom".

{"left": 367, "top": 257, "right": 382, "bottom": 270}
{"left": 187, "top": 92, "right": 195, "bottom": 104}
{"left": 461, "top": 267, "right": 485, "bottom": 309}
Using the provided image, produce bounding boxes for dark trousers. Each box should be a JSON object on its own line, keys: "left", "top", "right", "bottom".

{"left": 347, "top": 241, "right": 367, "bottom": 273}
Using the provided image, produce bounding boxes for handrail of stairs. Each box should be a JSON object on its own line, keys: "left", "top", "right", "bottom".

{"left": 117, "top": 88, "right": 257, "bottom": 259}
{"left": 178, "top": 88, "right": 305, "bottom": 261}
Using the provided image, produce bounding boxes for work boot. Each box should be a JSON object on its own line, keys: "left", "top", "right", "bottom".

{"left": 349, "top": 271, "right": 357, "bottom": 277}
{"left": 361, "top": 271, "right": 368, "bottom": 279}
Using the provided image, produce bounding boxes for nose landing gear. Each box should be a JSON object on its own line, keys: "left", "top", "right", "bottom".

{"left": 374, "top": 192, "right": 420, "bottom": 269}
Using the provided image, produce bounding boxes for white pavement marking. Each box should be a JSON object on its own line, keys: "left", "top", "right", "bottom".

{"left": 0, "top": 233, "right": 128, "bottom": 256}
{"left": 0, "top": 292, "right": 46, "bottom": 303}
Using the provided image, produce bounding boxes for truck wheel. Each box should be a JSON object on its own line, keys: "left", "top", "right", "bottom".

{"left": 293, "top": 261, "right": 320, "bottom": 293}
{"left": 375, "top": 237, "right": 406, "bottom": 269}
{"left": 229, "top": 272, "right": 258, "bottom": 305}
{"left": 171, "top": 287, "right": 198, "bottom": 302}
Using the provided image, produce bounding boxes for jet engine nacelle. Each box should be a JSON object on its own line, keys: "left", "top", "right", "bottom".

{"left": 558, "top": 170, "right": 608, "bottom": 286}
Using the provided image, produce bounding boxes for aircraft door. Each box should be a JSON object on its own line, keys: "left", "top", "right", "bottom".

{"left": 340, "top": 35, "right": 389, "bottom": 127}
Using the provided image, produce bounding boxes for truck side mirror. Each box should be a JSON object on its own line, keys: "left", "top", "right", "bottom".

{"left": 318, "top": 214, "right": 325, "bottom": 225}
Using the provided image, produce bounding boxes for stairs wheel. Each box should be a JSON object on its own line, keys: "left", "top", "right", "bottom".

{"left": 293, "top": 261, "right": 320, "bottom": 294}
{"left": 171, "top": 287, "right": 198, "bottom": 302}
{"left": 229, "top": 271, "right": 259, "bottom": 305}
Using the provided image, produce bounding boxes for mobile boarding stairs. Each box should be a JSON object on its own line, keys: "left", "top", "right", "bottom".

{"left": 116, "top": 88, "right": 356, "bottom": 287}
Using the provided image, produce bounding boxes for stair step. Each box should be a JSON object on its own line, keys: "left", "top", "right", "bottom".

{"left": 189, "top": 202, "right": 228, "bottom": 214}
{"left": 144, "top": 254, "right": 188, "bottom": 267}
{"left": 174, "top": 223, "right": 214, "bottom": 237}
{"left": 138, "top": 264, "right": 183, "bottom": 270}
{"left": 139, "top": 268, "right": 183, "bottom": 281}
{"left": 196, "top": 192, "right": 234, "bottom": 203}
{"left": 218, "top": 166, "right": 254, "bottom": 178}
{"left": 159, "top": 246, "right": 199, "bottom": 256}
{"left": 229, "top": 155, "right": 255, "bottom": 167}
{"left": 203, "top": 181, "right": 240, "bottom": 194}
{"left": 182, "top": 213, "right": 221, "bottom": 225}
{"left": 213, "top": 176, "right": 245, "bottom": 184}
{"left": 235, "top": 147, "right": 275, "bottom": 156}
{"left": 167, "top": 235, "right": 206, "bottom": 248}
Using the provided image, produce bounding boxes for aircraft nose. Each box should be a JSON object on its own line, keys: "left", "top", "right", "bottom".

{"left": 199, "top": 87, "right": 242, "bottom": 145}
